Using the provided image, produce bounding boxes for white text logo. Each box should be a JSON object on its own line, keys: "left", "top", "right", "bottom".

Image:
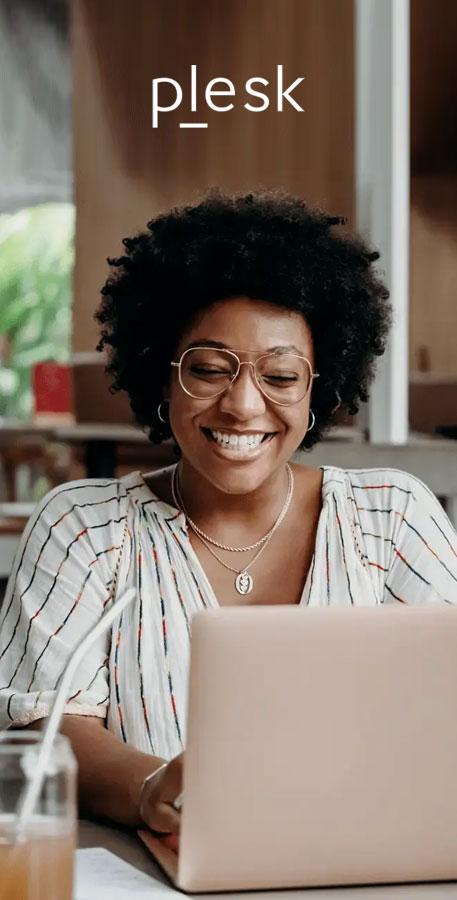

{"left": 152, "top": 64, "right": 305, "bottom": 129}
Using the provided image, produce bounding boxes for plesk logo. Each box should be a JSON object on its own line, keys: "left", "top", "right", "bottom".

{"left": 152, "top": 64, "right": 304, "bottom": 129}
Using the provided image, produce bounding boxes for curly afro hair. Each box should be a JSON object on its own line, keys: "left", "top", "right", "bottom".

{"left": 96, "top": 189, "right": 391, "bottom": 450}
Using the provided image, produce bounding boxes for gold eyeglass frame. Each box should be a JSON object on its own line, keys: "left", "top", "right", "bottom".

{"left": 170, "top": 346, "right": 320, "bottom": 407}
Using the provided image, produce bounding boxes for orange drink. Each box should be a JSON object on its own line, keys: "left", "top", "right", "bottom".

{"left": 0, "top": 733, "right": 77, "bottom": 900}
{"left": 0, "top": 817, "right": 75, "bottom": 900}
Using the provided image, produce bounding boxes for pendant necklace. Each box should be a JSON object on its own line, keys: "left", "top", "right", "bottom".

{"left": 171, "top": 463, "right": 294, "bottom": 595}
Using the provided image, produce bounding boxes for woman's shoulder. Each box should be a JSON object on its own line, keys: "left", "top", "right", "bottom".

{"left": 35, "top": 468, "right": 182, "bottom": 532}
{"left": 36, "top": 474, "right": 129, "bottom": 508}
{"left": 22, "top": 474, "right": 137, "bottom": 542}
{"left": 321, "top": 465, "right": 431, "bottom": 501}
{"left": 322, "top": 465, "right": 455, "bottom": 545}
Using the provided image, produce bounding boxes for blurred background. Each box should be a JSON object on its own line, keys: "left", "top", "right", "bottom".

{"left": 0, "top": 0, "right": 456, "bottom": 589}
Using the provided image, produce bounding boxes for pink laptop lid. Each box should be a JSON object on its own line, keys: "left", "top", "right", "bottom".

{"left": 173, "top": 605, "right": 457, "bottom": 892}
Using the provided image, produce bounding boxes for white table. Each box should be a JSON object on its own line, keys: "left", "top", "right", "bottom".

{"left": 78, "top": 819, "right": 457, "bottom": 899}
{"left": 78, "top": 818, "right": 168, "bottom": 884}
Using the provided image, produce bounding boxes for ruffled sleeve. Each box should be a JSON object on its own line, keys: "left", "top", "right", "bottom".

{"left": 382, "top": 472, "right": 457, "bottom": 604}
{"left": 0, "top": 478, "right": 128, "bottom": 729}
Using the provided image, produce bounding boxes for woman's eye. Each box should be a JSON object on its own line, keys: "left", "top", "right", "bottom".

{"left": 263, "top": 373, "right": 299, "bottom": 384}
{"left": 190, "top": 366, "right": 231, "bottom": 377}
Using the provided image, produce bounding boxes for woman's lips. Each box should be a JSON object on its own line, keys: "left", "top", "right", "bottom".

{"left": 200, "top": 426, "right": 276, "bottom": 459}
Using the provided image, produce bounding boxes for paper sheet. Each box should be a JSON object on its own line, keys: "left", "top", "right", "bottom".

{"left": 75, "top": 847, "right": 179, "bottom": 899}
{"left": 75, "top": 846, "right": 457, "bottom": 900}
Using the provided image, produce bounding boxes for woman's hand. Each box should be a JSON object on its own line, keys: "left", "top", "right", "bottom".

{"left": 140, "top": 752, "right": 184, "bottom": 852}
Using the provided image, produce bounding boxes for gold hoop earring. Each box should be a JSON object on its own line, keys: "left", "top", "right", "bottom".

{"left": 306, "top": 409, "right": 315, "bottom": 433}
{"left": 157, "top": 400, "right": 169, "bottom": 424}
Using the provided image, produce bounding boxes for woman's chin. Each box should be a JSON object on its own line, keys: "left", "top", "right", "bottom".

{"left": 178, "top": 430, "right": 290, "bottom": 495}
{"left": 197, "top": 455, "right": 279, "bottom": 496}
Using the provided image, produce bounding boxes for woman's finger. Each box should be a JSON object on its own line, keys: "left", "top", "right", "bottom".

{"left": 143, "top": 799, "right": 181, "bottom": 834}
{"left": 161, "top": 833, "right": 180, "bottom": 853}
{"left": 140, "top": 752, "right": 184, "bottom": 833}
{"left": 160, "top": 759, "right": 183, "bottom": 806}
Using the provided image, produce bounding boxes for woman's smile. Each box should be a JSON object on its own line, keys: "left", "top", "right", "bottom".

{"left": 200, "top": 425, "right": 277, "bottom": 460}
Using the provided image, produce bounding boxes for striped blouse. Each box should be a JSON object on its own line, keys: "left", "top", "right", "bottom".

{"left": 1, "top": 465, "right": 456, "bottom": 759}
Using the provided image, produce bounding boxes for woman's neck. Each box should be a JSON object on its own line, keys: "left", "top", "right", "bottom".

{"left": 176, "top": 460, "right": 292, "bottom": 544}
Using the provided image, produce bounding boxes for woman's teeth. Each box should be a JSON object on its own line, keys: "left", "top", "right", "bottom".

{"left": 210, "top": 430, "right": 266, "bottom": 451}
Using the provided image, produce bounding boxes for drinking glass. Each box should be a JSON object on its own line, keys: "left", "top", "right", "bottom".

{"left": 0, "top": 731, "right": 77, "bottom": 900}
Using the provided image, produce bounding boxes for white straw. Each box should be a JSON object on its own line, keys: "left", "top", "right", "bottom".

{"left": 16, "top": 587, "right": 137, "bottom": 832}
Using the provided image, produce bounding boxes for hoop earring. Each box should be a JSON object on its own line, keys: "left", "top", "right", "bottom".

{"left": 157, "top": 400, "right": 169, "bottom": 424}
{"left": 306, "top": 409, "right": 315, "bottom": 433}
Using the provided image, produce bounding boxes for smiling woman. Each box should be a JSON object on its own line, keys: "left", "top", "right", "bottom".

{"left": 1, "top": 189, "right": 456, "bottom": 844}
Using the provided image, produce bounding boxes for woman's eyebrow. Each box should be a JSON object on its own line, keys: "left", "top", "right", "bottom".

{"left": 184, "top": 339, "right": 227, "bottom": 351}
{"left": 267, "top": 344, "right": 304, "bottom": 354}
{"left": 183, "top": 340, "right": 305, "bottom": 354}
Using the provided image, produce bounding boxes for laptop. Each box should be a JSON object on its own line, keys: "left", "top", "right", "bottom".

{"left": 138, "top": 605, "right": 457, "bottom": 893}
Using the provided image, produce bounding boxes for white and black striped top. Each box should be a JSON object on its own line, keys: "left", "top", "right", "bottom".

{"left": 0, "top": 466, "right": 456, "bottom": 760}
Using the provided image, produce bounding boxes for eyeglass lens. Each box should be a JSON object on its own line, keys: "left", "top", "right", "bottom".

{"left": 179, "top": 348, "right": 311, "bottom": 404}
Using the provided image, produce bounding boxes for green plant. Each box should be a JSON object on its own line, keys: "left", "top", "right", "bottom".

{"left": 0, "top": 203, "right": 74, "bottom": 419}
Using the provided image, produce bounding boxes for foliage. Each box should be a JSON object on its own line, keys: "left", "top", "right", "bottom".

{"left": 0, "top": 203, "right": 74, "bottom": 419}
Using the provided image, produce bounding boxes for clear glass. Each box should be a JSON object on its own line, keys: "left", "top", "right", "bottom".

{"left": 0, "top": 731, "right": 77, "bottom": 900}
{"left": 172, "top": 346, "right": 319, "bottom": 406}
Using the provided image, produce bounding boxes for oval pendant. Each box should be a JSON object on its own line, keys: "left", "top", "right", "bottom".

{"left": 235, "top": 572, "right": 253, "bottom": 595}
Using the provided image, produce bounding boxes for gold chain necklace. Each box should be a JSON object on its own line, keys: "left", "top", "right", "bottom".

{"left": 172, "top": 464, "right": 292, "bottom": 553}
{"left": 171, "top": 463, "right": 294, "bottom": 595}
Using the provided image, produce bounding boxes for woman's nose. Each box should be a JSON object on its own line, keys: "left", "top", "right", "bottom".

{"left": 218, "top": 363, "right": 267, "bottom": 418}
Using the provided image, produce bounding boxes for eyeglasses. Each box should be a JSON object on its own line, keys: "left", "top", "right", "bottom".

{"left": 171, "top": 347, "right": 319, "bottom": 406}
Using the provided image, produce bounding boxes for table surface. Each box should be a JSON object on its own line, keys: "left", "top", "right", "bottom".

{"left": 78, "top": 819, "right": 457, "bottom": 899}
{"left": 0, "top": 419, "right": 147, "bottom": 443}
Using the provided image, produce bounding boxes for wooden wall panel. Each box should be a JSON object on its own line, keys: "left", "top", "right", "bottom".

{"left": 410, "top": 175, "right": 457, "bottom": 374}
{"left": 410, "top": 0, "right": 457, "bottom": 376}
{"left": 72, "top": 0, "right": 354, "bottom": 352}
{"left": 411, "top": 0, "right": 457, "bottom": 174}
